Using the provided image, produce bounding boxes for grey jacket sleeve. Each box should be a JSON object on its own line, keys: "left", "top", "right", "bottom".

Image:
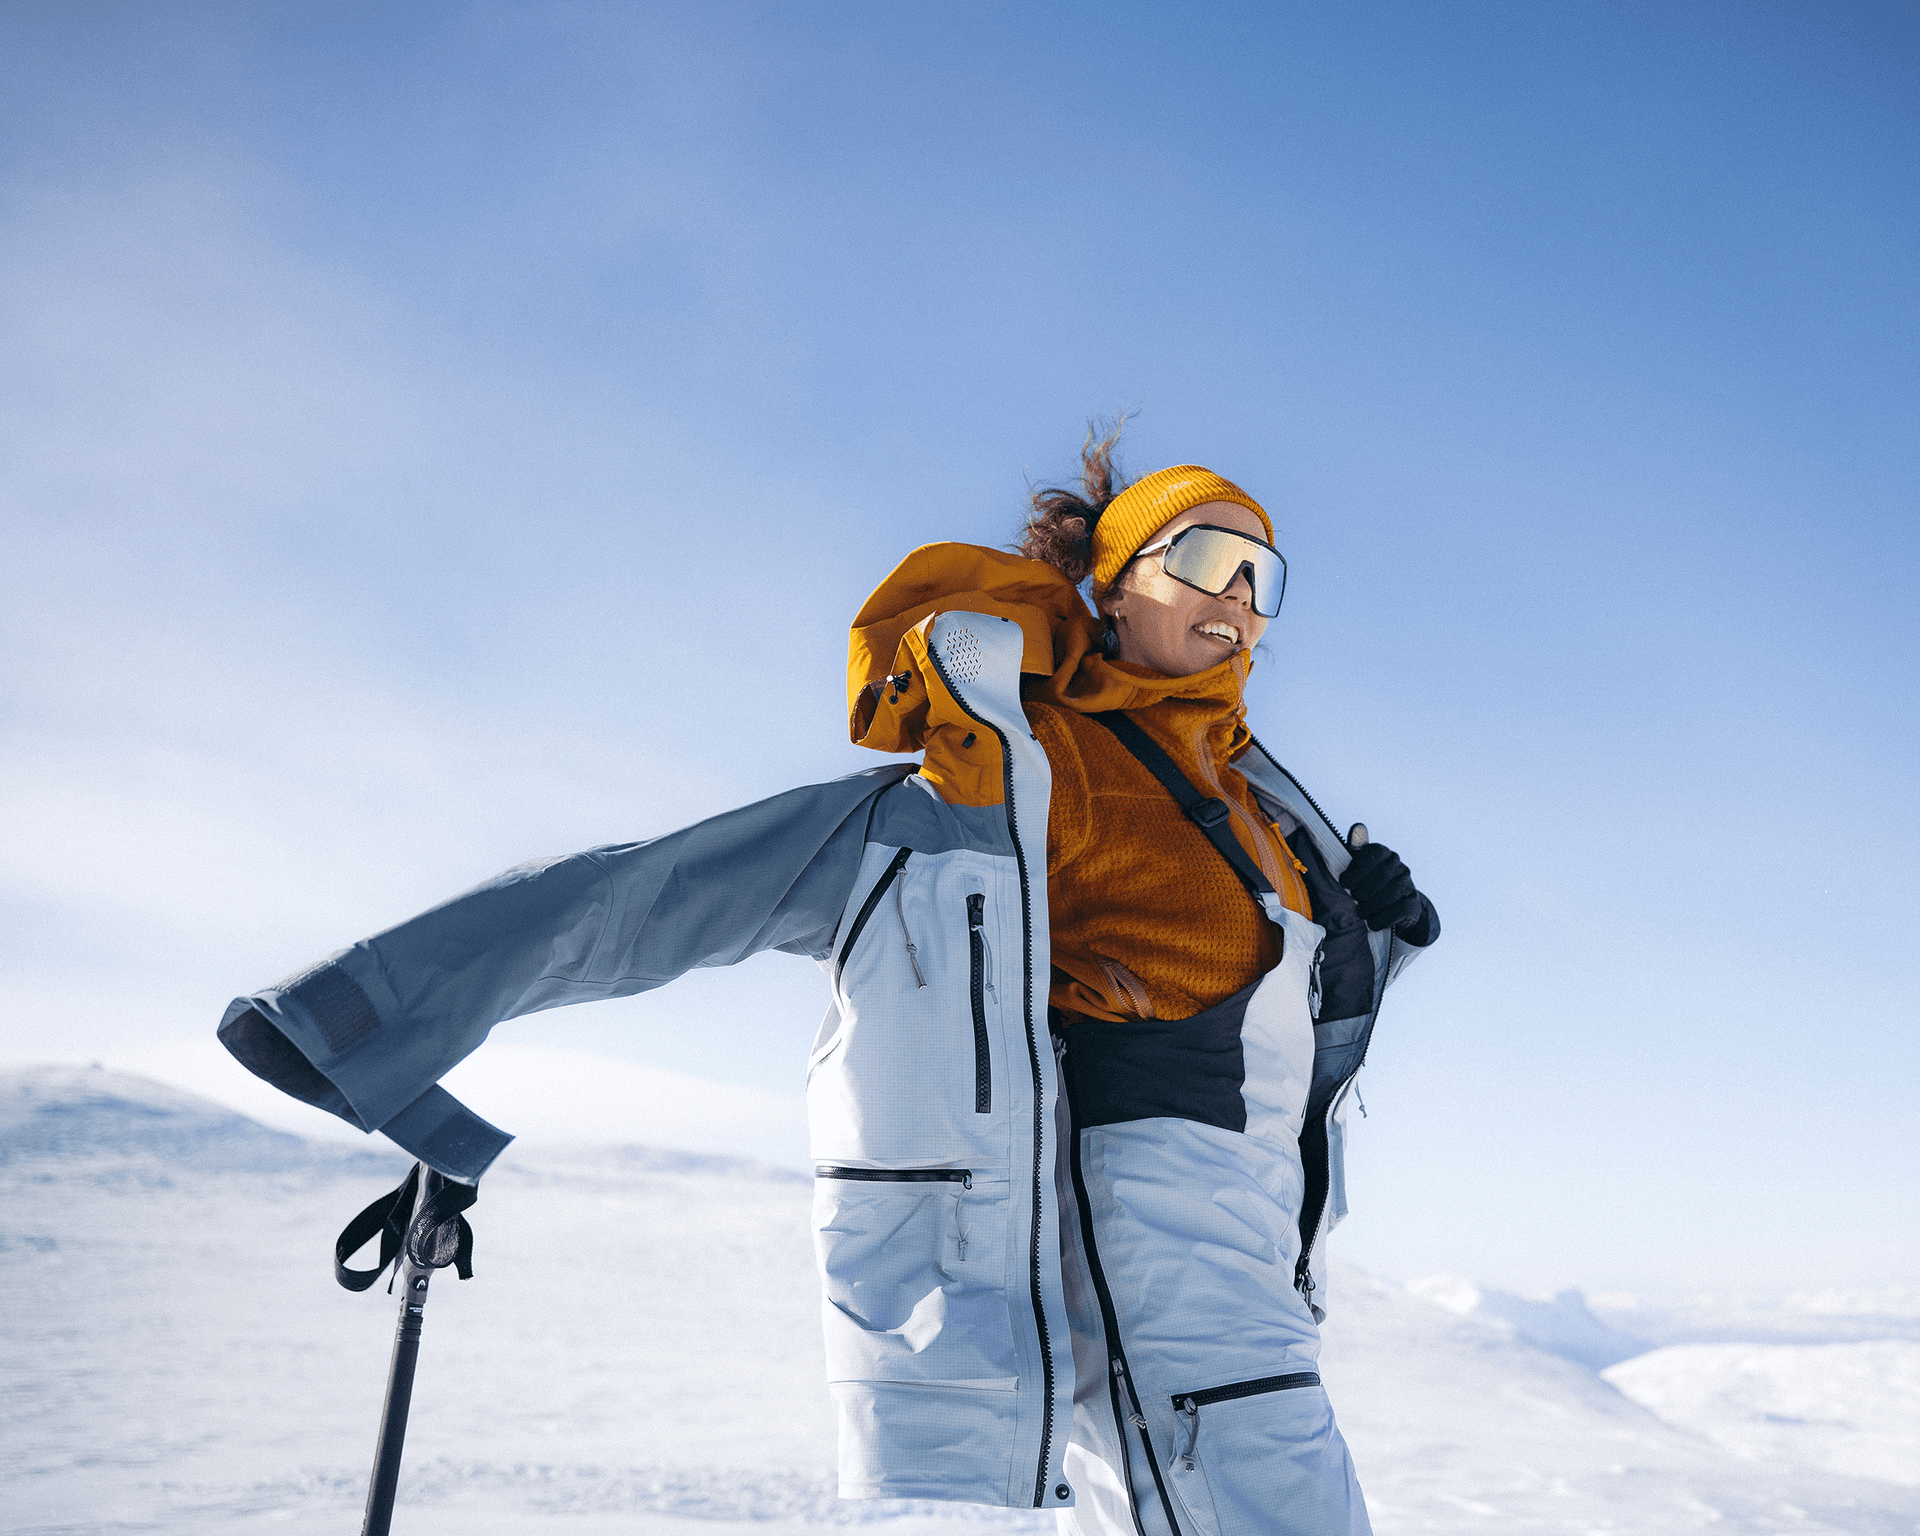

{"left": 217, "top": 764, "right": 912, "bottom": 1179}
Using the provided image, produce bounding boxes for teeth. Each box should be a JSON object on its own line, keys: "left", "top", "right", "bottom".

{"left": 1198, "top": 622, "right": 1239, "bottom": 644}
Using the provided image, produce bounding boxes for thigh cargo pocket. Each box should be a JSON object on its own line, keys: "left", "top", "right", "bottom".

{"left": 813, "top": 1166, "right": 1017, "bottom": 1389}
{"left": 1166, "top": 1371, "right": 1366, "bottom": 1536}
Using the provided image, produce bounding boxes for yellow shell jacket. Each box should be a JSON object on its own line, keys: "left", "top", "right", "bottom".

{"left": 847, "top": 543, "right": 1312, "bottom": 1025}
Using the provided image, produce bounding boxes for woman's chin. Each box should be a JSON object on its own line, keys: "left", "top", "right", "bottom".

{"left": 1187, "top": 643, "right": 1240, "bottom": 673}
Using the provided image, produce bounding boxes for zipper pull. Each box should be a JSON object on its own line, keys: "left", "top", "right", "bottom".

{"left": 1113, "top": 1360, "right": 1148, "bottom": 1428}
{"left": 897, "top": 879, "right": 928, "bottom": 989}
{"left": 966, "top": 894, "right": 994, "bottom": 994}
{"left": 1174, "top": 1399, "right": 1199, "bottom": 1470}
{"left": 1354, "top": 1086, "right": 1368, "bottom": 1119}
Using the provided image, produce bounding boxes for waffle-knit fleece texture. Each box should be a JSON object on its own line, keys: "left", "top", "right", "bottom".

{"left": 1029, "top": 668, "right": 1310, "bottom": 1026}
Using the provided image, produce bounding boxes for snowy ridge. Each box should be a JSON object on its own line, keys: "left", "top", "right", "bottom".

{"left": 6, "top": 1067, "right": 1919, "bottom": 1535}
{"left": 0, "top": 1061, "right": 400, "bottom": 1176}
{"left": 1594, "top": 1287, "right": 1920, "bottom": 1348}
{"left": 1406, "top": 1273, "right": 1651, "bottom": 1368}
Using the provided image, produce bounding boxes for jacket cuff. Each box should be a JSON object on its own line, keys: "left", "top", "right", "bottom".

{"left": 377, "top": 1085, "right": 513, "bottom": 1183}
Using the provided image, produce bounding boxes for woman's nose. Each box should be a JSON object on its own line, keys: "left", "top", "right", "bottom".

{"left": 1223, "top": 567, "right": 1254, "bottom": 605}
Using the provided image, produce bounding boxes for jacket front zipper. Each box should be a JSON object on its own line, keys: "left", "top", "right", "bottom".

{"left": 1241, "top": 734, "right": 1391, "bottom": 1303}
{"left": 923, "top": 636, "right": 1058, "bottom": 1509}
{"left": 1246, "top": 734, "right": 1344, "bottom": 856}
{"left": 966, "top": 894, "right": 992, "bottom": 1113}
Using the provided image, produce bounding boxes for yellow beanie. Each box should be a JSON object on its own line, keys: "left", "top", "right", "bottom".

{"left": 1090, "top": 465, "right": 1273, "bottom": 591}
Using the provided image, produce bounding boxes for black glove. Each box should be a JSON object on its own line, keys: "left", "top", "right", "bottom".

{"left": 1285, "top": 829, "right": 1376, "bottom": 1021}
{"left": 1338, "top": 843, "right": 1431, "bottom": 940}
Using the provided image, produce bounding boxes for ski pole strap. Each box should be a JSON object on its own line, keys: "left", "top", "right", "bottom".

{"left": 335, "top": 1165, "right": 420, "bottom": 1291}
{"left": 1088, "top": 711, "right": 1283, "bottom": 923}
{"left": 406, "top": 1172, "right": 478, "bottom": 1277}
{"left": 335, "top": 1163, "right": 479, "bottom": 1291}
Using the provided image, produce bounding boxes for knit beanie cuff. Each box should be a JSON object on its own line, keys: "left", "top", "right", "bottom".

{"left": 1090, "top": 465, "right": 1274, "bottom": 591}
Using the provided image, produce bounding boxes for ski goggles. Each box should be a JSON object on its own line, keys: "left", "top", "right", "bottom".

{"left": 1126, "top": 524, "right": 1287, "bottom": 617}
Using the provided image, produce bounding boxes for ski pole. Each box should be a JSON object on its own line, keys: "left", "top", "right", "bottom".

{"left": 362, "top": 1201, "right": 430, "bottom": 1536}
{"left": 333, "top": 1161, "right": 480, "bottom": 1536}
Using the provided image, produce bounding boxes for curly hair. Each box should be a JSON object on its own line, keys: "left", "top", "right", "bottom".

{"left": 1017, "top": 415, "right": 1134, "bottom": 585}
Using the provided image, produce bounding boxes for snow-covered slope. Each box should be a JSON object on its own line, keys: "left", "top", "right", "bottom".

{"left": 6, "top": 1066, "right": 1918, "bottom": 1536}
{"left": 1605, "top": 1341, "right": 1920, "bottom": 1488}
{"left": 0, "top": 1061, "right": 397, "bottom": 1174}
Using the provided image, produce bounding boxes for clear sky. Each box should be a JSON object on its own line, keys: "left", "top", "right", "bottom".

{"left": 3, "top": 1, "right": 1915, "bottom": 1293}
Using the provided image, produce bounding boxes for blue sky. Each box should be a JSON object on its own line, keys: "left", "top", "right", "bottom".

{"left": 3, "top": 1, "right": 1914, "bottom": 1292}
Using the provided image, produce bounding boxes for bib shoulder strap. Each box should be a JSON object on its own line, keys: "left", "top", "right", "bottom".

{"left": 1088, "top": 711, "right": 1283, "bottom": 923}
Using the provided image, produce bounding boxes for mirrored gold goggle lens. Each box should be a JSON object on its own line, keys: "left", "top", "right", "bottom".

{"left": 1162, "top": 526, "right": 1287, "bottom": 617}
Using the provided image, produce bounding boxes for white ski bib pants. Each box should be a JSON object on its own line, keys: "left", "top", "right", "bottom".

{"left": 1058, "top": 905, "right": 1371, "bottom": 1536}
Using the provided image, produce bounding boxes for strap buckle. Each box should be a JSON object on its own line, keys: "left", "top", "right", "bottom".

{"left": 1190, "top": 797, "right": 1232, "bottom": 829}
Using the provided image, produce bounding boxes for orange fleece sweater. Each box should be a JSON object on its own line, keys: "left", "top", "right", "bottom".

{"left": 1027, "top": 657, "right": 1310, "bottom": 1026}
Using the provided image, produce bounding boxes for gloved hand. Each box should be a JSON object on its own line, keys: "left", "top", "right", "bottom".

{"left": 1285, "top": 829, "right": 1375, "bottom": 1021}
{"left": 1338, "top": 843, "right": 1429, "bottom": 938}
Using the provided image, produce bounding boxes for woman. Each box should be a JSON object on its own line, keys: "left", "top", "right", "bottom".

{"left": 218, "top": 427, "right": 1437, "bottom": 1536}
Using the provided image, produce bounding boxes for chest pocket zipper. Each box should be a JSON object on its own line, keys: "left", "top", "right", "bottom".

{"left": 835, "top": 848, "right": 912, "bottom": 991}
{"left": 966, "top": 894, "right": 992, "bottom": 1113}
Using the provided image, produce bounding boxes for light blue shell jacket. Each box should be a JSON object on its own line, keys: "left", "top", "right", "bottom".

{"left": 219, "top": 612, "right": 1430, "bottom": 1515}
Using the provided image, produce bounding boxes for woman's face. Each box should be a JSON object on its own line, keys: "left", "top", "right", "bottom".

{"left": 1099, "top": 501, "right": 1274, "bottom": 677}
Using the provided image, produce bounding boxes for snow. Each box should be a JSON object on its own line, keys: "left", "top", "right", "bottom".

{"left": 7, "top": 1064, "right": 1920, "bottom": 1536}
{"left": 1405, "top": 1274, "right": 1651, "bottom": 1369}
{"left": 98, "top": 1037, "right": 815, "bottom": 1166}
{"left": 1591, "top": 1288, "right": 1920, "bottom": 1349}
{"left": 1605, "top": 1342, "right": 1920, "bottom": 1488}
